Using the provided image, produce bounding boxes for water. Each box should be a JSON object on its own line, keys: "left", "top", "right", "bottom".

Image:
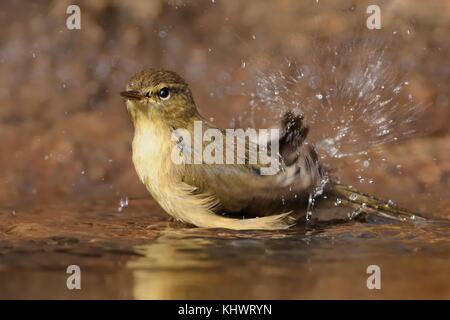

{"left": 117, "top": 196, "right": 129, "bottom": 213}
{"left": 236, "top": 41, "right": 428, "bottom": 168}
{"left": 0, "top": 199, "right": 448, "bottom": 299}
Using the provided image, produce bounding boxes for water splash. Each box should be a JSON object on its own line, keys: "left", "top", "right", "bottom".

{"left": 241, "top": 40, "right": 427, "bottom": 164}
{"left": 347, "top": 205, "right": 365, "bottom": 220}
{"left": 117, "top": 196, "right": 129, "bottom": 213}
{"left": 306, "top": 175, "right": 329, "bottom": 221}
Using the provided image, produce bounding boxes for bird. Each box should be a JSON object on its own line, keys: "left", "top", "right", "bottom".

{"left": 121, "top": 68, "right": 419, "bottom": 230}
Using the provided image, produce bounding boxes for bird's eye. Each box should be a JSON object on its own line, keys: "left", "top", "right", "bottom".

{"left": 158, "top": 87, "right": 170, "bottom": 100}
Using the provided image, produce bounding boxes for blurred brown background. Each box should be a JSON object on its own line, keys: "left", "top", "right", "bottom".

{"left": 0, "top": 0, "right": 449, "bottom": 218}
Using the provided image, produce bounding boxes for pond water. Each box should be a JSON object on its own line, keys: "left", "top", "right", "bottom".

{"left": 0, "top": 198, "right": 448, "bottom": 299}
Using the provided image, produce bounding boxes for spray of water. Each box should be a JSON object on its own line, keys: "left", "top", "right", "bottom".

{"left": 241, "top": 39, "right": 427, "bottom": 164}
{"left": 117, "top": 196, "right": 129, "bottom": 213}
{"left": 233, "top": 39, "right": 428, "bottom": 219}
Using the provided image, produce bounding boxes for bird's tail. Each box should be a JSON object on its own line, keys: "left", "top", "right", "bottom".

{"left": 331, "top": 183, "right": 423, "bottom": 222}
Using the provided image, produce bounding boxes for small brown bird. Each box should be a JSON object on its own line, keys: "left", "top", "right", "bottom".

{"left": 121, "top": 68, "right": 418, "bottom": 230}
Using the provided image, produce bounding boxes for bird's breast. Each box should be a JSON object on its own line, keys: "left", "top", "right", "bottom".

{"left": 131, "top": 122, "right": 174, "bottom": 197}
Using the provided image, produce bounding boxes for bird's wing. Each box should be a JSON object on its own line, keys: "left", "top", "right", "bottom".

{"left": 177, "top": 112, "right": 324, "bottom": 215}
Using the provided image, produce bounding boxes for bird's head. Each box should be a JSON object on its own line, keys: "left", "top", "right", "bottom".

{"left": 121, "top": 68, "right": 197, "bottom": 127}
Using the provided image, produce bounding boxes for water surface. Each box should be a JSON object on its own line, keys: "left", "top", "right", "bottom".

{"left": 0, "top": 199, "right": 448, "bottom": 299}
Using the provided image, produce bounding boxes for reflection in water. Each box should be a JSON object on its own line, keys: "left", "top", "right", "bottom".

{"left": 127, "top": 221, "right": 450, "bottom": 299}
{"left": 129, "top": 233, "right": 220, "bottom": 299}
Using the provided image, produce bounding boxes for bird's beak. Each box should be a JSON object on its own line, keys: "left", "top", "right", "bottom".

{"left": 120, "top": 90, "right": 143, "bottom": 100}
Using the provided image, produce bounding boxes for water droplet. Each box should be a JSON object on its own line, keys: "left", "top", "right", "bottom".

{"left": 315, "top": 93, "right": 323, "bottom": 100}
{"left": 158, "top": 29, "right": 168, "bottom": 38}
{"left": 393, "top": 85, "right": 402, "bottom": 94}
{"left": 305, "top": 210, "right": 312, "bottom": 221}
{"left": 363, "top": 160, "right": 370, "bottom": 168}
{"left": 348, "top": 207, "right": 363, "bottom": 220}
{"left": 118, "top": 197, "right": 129, "bottom": 213}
